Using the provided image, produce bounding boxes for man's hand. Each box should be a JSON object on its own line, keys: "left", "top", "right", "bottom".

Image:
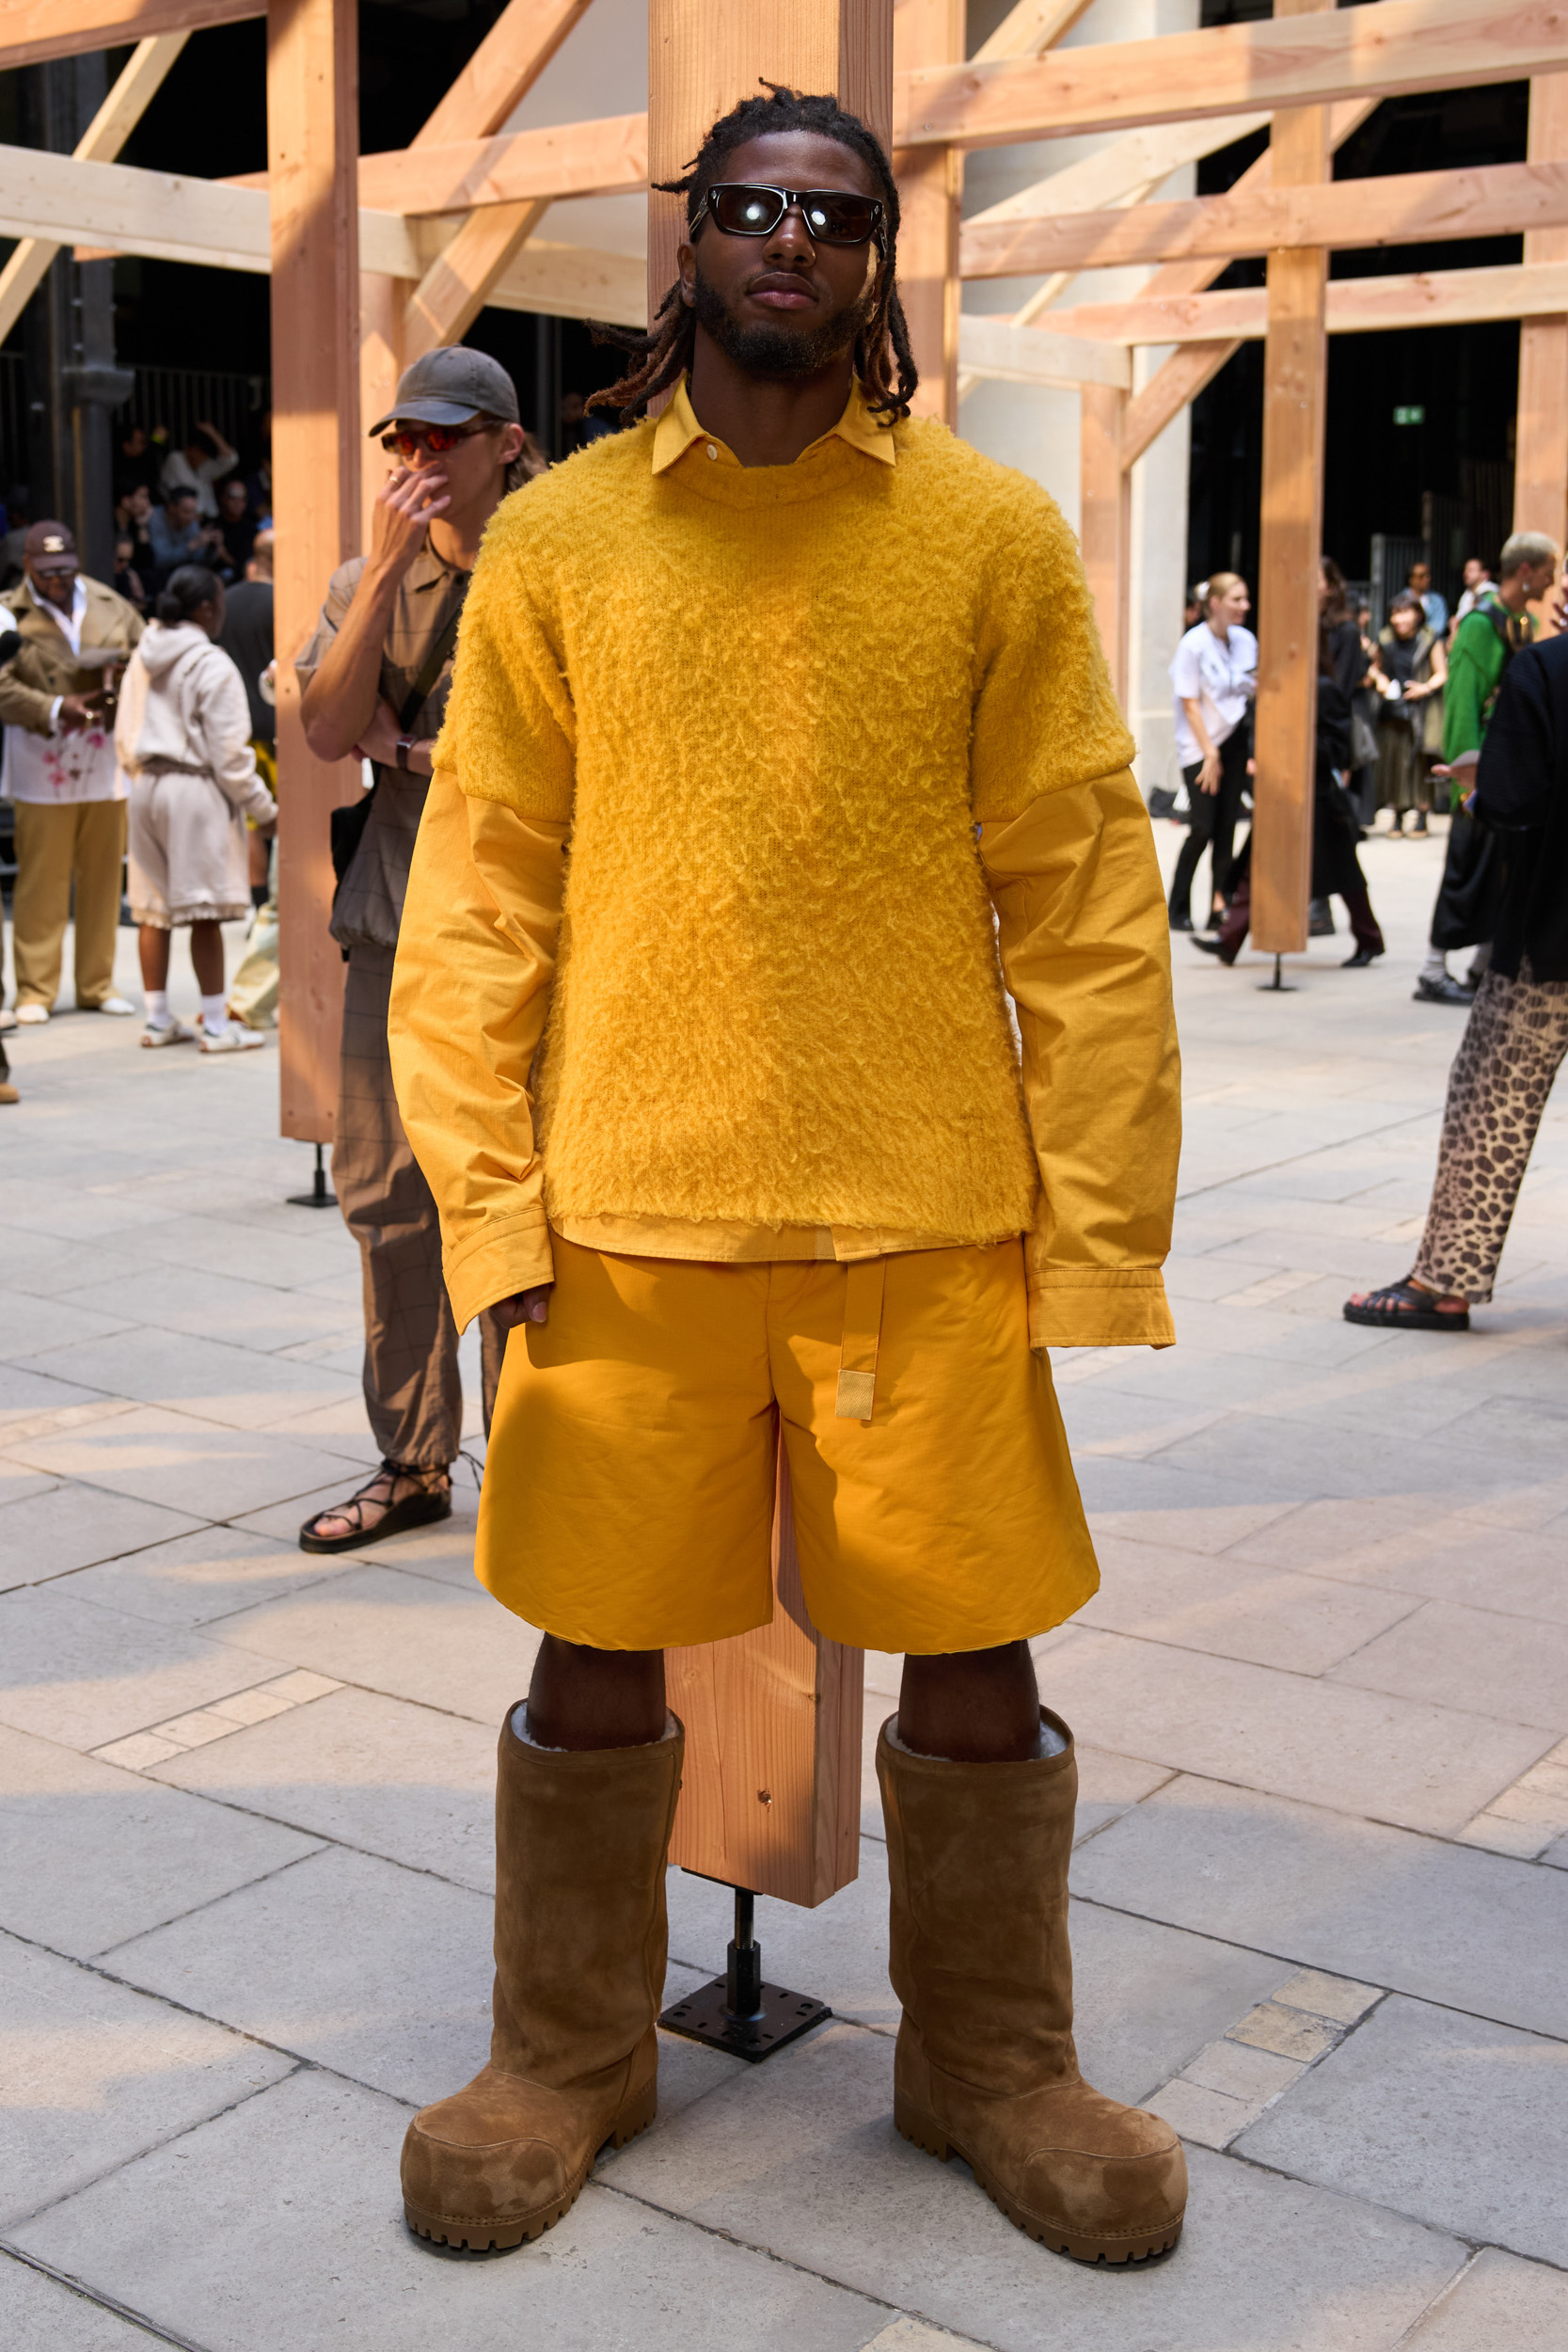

{"left": 354, "top": 698, "right": 433, "bottom": 773}
{"left": 492, "top": 1284, "right": 553, "bottom": 1330}
{"left": 1198, "top": 746, "right": 1222, "bottom": 795}
{"left": 56, "top": 694, "right": 94, "bottom": 733}
{"left": 368, "top": 465, "right": 451, "bottom": 581}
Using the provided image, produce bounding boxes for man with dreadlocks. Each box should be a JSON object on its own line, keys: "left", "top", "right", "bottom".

{"left": 389, "top": 87, "right": 1184, "bottom": 2265}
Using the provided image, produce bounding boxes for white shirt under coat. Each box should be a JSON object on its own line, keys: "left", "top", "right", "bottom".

{"left": 1170, "top": 621, "right": 1258, "bottom": 768}
{"left": 2, "top": 579, "right": 124, "bottom": 805}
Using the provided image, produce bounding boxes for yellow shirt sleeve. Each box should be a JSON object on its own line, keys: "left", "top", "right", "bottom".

{"left": 388, "top": 768, "right": 567, "bottom": 1330}
{"left": 981, "top": 770, "right": 1181, "bottom": 1350}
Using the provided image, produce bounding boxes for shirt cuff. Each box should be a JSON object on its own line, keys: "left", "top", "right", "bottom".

{"left": 48, "top": 696, "right": 62, "bottom": 735}
{"left": 442, "top": 1208, "right": 555, "bottom": 1332}
{"left": 1027, "top": 1264, "right": 1176, "bottom": 1350}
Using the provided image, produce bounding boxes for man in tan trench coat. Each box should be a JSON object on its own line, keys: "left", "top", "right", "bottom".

{"left": 0, "top": 521, "right": 144, "bottom": 1022}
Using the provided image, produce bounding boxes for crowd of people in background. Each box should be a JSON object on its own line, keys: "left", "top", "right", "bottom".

{"left": 0, "top": 408, "right": 277, "bottom": 1102}
{"left": 1163, "top": 536, "right": 1559, "bottom": 995}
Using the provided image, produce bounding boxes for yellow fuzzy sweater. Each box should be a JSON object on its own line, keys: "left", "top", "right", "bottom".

{"left": 390, "top": 383, "right": 1180, "bottom": 1344}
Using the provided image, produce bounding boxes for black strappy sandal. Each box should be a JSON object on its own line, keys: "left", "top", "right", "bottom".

{"left": 298, "top": 1459, "right": 454, "bottom": 1554}
{"left": 1342, "top": 1279, "right": 1469, "bottom": 1332}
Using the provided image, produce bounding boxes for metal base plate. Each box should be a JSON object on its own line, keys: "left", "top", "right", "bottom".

{"left": 287, "top": 1192, "right": 339, "bottom": 1207}
{"left": 658, "top": 1979, "right": 831, "bottom": 2063}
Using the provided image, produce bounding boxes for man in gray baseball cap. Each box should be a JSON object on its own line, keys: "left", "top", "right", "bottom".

{"left": 293, "top": 347, "right": 542, "bottom": 1554}
{"left": 364, "top": 344, "right": 520, "bottom": 436}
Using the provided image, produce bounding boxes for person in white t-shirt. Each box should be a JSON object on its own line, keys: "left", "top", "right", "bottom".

{"left": 1167, "top": 572, "right": 1258, "bottom": 931}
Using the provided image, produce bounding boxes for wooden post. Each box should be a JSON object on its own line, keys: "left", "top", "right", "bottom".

{"left": 1249, "top": 0, "right": 1330, "bottom": 960}
{"left": 1081, "top": 381, "right": 1128, "bottom": 696}
{"left": 651, "top": 0, "right": 892, "bottom": 1908}
{"left": 1514, "top": 74, "right": 1568, "bottom": 595}
{"left": 894, "top": 0, "right": 963, "bottom": 423}
{"left": 268, "top": 0, "right": 361, "bottom": 1143}
{"left": 1080, "top": 382, "right": 1129, "bottom": 704}
{"left": 358, "top": 268, "right": 403, "bottom": 554}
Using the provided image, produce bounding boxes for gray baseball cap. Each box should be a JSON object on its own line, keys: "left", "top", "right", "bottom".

{"left": 367, "top": 345, "right": 519, "bottom": 436}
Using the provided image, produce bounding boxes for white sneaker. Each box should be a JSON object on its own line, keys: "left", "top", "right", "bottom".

{"left": 94, "top": 995, "right": 137, "bottom": 1017}
{"left": 14, "top": 1003, "right": 48, "bottom": 1025}
{"left": 199, "top": 1021, "right": 266, "bottom": 1054}
{"left": 141, "top": 1017, "right": 197, "bottom": 1049}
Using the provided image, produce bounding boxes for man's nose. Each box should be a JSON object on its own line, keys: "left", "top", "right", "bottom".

{"left": 764, "top": 207, "right": 816, "bottom": 262}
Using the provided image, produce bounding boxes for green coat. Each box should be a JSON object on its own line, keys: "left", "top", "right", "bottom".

{"left": 1442, "top": 593, "right": 1531, "bottom": 764}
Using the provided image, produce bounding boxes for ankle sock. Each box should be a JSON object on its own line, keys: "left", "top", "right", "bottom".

{"left": 199, "top": 993, "right": 228, "bottom": 1035}
{"left": 1419, "top": 951, "right": 1449, "bottom": 984}
{"left": 146, "top": 989, "right": 171, "bottom": 1025}
{"left": 509, "top": 1703, "right": 679, "bottom": 1753}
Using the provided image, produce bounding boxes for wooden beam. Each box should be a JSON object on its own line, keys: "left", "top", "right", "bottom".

{"left": 964, "top": 157, "right": 1568, "bottom": 280}
{"left": 403, "top": 197, "right": 550, "bottom": 359}
{"left": 971, "top": 0, "right": 1095, "bottom": 64}
{"left": 1080, "top": 383, "right": 1129, "bottom": 705}
{"left": 958, "top": 310, "right": 1131, "bottom": 389}
{"left": 268, "top": 0, "right": 360, "bottom": 1148}
{"left": 895, "top": 0, "right": 963, "bottom": 425}
{"left": 651, "top": 0, "right": 889, "bottom": 1914}
{"left": 416, "top": 0, "right": 595, "bottom": 149}
{"left": 894, "top": 0, "right": 1568, "bottom": 153}
{"left": 485, "top": 235, "right": 646, "bottom": 326}
{"left": 0, "top": 141, "right": 418, "bottom": 275}
{"left": 1040, "top": 260, "right": 1568, "bottom": 346}
{"left": 966, "top": 115, "right": 1271, "bottom": 231}
{"left": 353, "top": 113, "right": 648, "bottom": 215}
{"left": 1121, "top": 341, "right": 1238, "bottom": 469}
{"left": 1110, "top": 99, "right": 1377, "bottom": 470}
{"left": 0, "top": 33, "right": 186, "bottom": 345}
{"left": 0, "top": 0, "right": 257, "bottom": 72}
{"left": 1251, "top": 0, "right": 1331, "bottom": 963}
{"left": 1515, "top": 76, "right": 1568, "bottom": 558}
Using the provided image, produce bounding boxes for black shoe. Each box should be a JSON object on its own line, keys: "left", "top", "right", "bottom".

{"left": 1190, "top": 934, "right": 1227, "bottom": 958}
{"left": 1308, "top": 897, "right": 1336, "bottom": 936}
{"left": 1464, "top": 965, "right": 1489, "bottom": 992}
{"left": 1411, "top": 816, "right": 1429, "bottom": 835}
{"left": 1343, "top": 945, "right": 1381, "bottom": 968}
{"left": 1413, "top": 974, "right": 1475, "bottom": 1006}
{"left": 1169, "top": 911, "right": 1194, "bottom": 932}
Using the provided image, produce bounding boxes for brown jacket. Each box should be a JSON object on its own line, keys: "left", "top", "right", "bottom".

{"left": 0, "top": 577, "right": 145, "bottom": 737}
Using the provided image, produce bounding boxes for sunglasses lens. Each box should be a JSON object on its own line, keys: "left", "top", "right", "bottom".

{"left": 711, "top": 185, "right": 784, "bottom": 235}
{"left": 801, "top": 193, "right": 879, "bottom": 244}
{"left": 423, "top": 424, "right": 464, "bottom": 452}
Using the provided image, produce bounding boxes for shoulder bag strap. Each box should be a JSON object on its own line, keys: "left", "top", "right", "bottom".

{"left": 397, "top": 580, "right": 469, "bottom": 736}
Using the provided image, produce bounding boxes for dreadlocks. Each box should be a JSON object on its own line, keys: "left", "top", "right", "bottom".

{"left": 587, "top": 84, "right": 918, "bottom": 429}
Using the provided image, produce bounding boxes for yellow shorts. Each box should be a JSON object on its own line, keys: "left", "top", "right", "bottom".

{"left": 478, "top": 1233, "right": 1099, "bottom": 1654}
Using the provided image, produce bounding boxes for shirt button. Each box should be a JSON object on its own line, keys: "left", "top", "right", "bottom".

{"left": 705, "top": 443, "right": 718, "bottom": 460}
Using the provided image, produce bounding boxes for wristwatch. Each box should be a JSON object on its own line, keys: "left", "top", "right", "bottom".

{"left": 395, "top": 736, "right": 416, "bottom": 771}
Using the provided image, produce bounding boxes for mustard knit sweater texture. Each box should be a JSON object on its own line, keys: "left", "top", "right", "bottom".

{"left": 438, "top": 413, "right": 1135, "bottom": 1243}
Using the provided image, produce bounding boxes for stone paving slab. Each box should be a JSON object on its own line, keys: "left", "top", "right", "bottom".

{"left": 0, "top": 1482, "right": 207, "bottom": 1593}
{"left": 603, "top": 2021, "right": 1465, "bottom": 2352}
{"left": 0, "top": 1722, "right": 320, "bottom": 1961}
{"left": 55, "top": 1524, "right": 341, "bottom": 1629}
{"left": 9, "top": 2068, "right": 895, "bottom": 2352}
{"left": 4, "top": 1406, "right": 366, "bottom": 1521}
{"left": 1400, "top": 2248, "right": 1568, "bottom": 2348}
{"left": 0, "top": 1930, "right": 294, "bottom": 2231}
{"left": 1237, "top": 1993, "right": 1568, "bottom": 2266}
{"left": 0, "top": 1585, "right": 294, "bottom": 1751}
{"left": 0, "top": 2252, "right": 180, "bottom": 2349}
{"left": 1070, "top": 1773, "right": 1568, "bottom": 2037}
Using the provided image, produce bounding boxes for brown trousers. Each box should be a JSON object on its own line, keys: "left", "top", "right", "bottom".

{"left": 13, "top": 797, "right": 127, "bottom": 1010}
{"left": 334, "top": 943, "right": 505, "bottom": 1467}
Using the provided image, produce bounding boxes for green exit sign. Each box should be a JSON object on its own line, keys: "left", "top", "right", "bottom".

{"left": 1393, "top": 405, "right": 1426, "bottom": 425}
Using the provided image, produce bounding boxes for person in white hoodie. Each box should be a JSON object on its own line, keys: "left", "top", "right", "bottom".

{"left": 115, "top": 564, "right": 277, "bottom": 1051}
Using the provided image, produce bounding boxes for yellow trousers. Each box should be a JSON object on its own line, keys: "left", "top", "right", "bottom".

{"left": 479, "top": 1233, "right": 1099, "bottom": 1654}
{"left": 12, "top": 798, "right": 127, "bottom": 1011}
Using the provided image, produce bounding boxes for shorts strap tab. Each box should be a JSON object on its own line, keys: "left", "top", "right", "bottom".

{"left": 835, "top": 1254, "right": 886, "bottom": 1422}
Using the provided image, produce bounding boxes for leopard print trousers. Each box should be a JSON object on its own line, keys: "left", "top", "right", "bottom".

{"left": 1411, "top": 965, "right": 1568, "bottom": 1304}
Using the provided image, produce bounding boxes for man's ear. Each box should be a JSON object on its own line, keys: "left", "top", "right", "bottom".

{"left": 675, "top": 240, "right": 698, "bottom": 310}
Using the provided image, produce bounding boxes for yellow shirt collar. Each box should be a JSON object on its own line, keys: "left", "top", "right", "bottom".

{"left": 652, "top": 375, "right": 896, "bottom": 475}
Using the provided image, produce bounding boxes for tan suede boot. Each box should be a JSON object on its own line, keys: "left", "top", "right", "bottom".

{"left": 878, "top": 1711, "right": 1186, "bottom": 2265}
{"left": 401, "top": 1708, "right": 684, "bottom": 2250}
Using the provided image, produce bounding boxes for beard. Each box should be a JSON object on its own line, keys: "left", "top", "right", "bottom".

{"left": 689, "top": 261, "right": 875, "bottom": 379}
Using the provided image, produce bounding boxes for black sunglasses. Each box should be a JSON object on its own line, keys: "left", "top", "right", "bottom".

{"left": 702, "top": 183, "right": 884, "bottom": 248}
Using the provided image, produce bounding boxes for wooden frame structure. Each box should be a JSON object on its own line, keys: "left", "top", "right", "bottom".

{"left": 3, "top": 0, "right": 1565, "bottom": 1897}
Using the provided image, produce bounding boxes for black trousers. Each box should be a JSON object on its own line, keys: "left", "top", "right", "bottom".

{"left": 1169, "top": 725, "right": 1249, "bottom": 922}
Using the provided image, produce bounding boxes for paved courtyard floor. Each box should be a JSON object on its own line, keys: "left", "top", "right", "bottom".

{"left": 2, "top": 822, "right": 1566, "bottom": 2351}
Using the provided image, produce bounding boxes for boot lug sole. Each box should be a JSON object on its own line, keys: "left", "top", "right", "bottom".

{"left": 403, "top": 2084, "right": 657, "bottom": 2253}
{"left": 896, "top": 2107, "right": 1183, "bottom": 2267}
